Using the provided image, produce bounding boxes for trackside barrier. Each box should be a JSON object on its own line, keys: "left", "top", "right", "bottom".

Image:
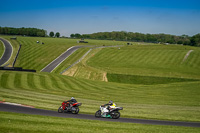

{"left": 12, "top": 44, "right": 22, "bottom": 67}
{"left": 0, "top": 67, "right": 36, "bottom": 72}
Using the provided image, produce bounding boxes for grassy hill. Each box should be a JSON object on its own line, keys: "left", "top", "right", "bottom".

{"left": 64, "top": 44, "right": 200, "bottom": 83}
{"left": 0, "top": 36, "right": 200, "bottom": 131}
{"left": 1, "top": 36, "right": 127, "bottom": 71}
{"left": 14, "top": 37, "right": 84, "bottom": 71}
{"left": 0, "top": 71, "right": 199, "bottom": 122}
{"left": 87, "top": 45, "right": 200, "bottom": 78}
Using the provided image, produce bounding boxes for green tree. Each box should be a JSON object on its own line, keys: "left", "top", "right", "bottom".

{"left": 74, "top": 33, "right": 81, "bottom": 38}
{"left": 55, "top": 32, "right": 60, "bottom": 38}
{"left": 37, "top": 31, "right": 45, "bottom": 37}
{"left": 70, "top": 34, "right": 75, "bottom": 38}
{"left": 49, "top": 31, "right": 54, "bottom": 37}
{"left": 190, "top": 34, "right": 200, "bottom": 46}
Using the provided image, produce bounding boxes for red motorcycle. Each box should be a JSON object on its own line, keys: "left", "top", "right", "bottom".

{"left": 58, "top": 101, "right": 82, "bottom": 114}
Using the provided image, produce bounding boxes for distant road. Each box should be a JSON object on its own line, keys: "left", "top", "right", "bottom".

{"left": 0, "top": 103, "right": 199, "bottom": 127}
{"left": 41, "top": 46, "right": 88, "bottom": 72}
{"left": 0, "top": 38, "right": 13, "bottom": 66}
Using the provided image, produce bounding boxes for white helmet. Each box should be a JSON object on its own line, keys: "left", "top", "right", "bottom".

{"left": 71, "top": 97, "right": 75, "bottom": 100}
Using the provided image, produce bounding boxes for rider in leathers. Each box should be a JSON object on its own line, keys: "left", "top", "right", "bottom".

{"left": 66, "top": 97, "right": 77, "bottom": 108}
{"left": 102, "top": 100, "right": 116, "bottom": 115}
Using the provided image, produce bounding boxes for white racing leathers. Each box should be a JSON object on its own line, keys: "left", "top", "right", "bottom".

{"left": 101, "top": 104, "right": 116, "bottom": 116}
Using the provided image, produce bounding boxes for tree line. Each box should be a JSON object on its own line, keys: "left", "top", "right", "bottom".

{"left": 49, "top": 31, "right": 60, "bottom": 38}
{"left": 71, "top": 31, "right": 200, "bottom": 47}
{"left": 0, "top": 27, "right": 62, "bottom": 38}
{"left": 1, "top": 27, "right": 199, "bottom": 46}
{"left": 0, "top": 27, "right": 46, "bottom": 37}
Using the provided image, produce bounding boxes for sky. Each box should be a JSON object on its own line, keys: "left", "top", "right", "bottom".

{"left": 0, "top": 0, "right": 200, "bottom": 37}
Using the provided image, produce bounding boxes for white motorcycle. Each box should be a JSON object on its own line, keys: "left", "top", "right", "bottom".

{"left": 95, "top": 104, "right": 123, "bottom": 119}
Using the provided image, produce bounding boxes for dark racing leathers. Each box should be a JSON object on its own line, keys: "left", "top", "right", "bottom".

{"left": 65, "top": 99, "right": 77, "bottom": 108}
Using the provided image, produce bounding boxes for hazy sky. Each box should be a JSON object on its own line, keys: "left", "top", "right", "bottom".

{"left": 0, "top": 0, "right": 200, "bottom": 37}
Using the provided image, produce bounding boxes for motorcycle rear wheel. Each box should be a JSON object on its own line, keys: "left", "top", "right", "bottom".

{"left": 95, "top": 110, "right": 101, "bottom": 118}
{"left": 72, "top": 107, "right": 79, "bottom": 114}
{"left": 58, "top": 106, "right": 63, "bottom": 113}
{"left": 111, "top": 112, "right": 120, "bottom": 119}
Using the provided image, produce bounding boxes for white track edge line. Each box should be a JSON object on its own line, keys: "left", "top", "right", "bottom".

{"left": 50, "top": 49, "right": 78, "bottom": 73}
{"left": 40, "top": 46, "right": 76, "bottom": 72}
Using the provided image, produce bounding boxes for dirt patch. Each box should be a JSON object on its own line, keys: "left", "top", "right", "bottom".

{"left": 103, "top": 72, "right": 108, "bottom": 82}
{"left": 62, "top": 66, "right": 78, "bottom": 76}
{"left": 182, "top": 50, "right": 193, "bottom": 63}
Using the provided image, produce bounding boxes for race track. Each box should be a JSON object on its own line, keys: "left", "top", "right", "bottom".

{"left": 0, "top": 38, "right": 13, "bottom": 66}
{"left": 41, "top": 46, "right": 87, "bottom": 72}
{"left": 0, "top": 103, "right": 199, "bottom": 127}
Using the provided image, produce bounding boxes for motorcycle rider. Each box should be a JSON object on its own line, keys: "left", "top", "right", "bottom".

{"left": 102, "top": 100, "right": 116, "bottom": 115}
{"left": 66, "top": 97, "right": 77, "bottom": 109}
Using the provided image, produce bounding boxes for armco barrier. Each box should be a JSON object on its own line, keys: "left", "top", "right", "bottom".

{"left": 0, "top": 67, "right": 36, "bottom": 72}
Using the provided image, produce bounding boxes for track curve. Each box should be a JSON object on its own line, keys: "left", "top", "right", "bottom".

{"left": 0, "top": 103, "right": 199, "bottom": 127}
{"left": 0, "top": 38, "right": 13, "bottom": 66}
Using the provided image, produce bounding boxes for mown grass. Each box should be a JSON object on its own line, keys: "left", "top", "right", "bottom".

{"left": 85, "top": 45, "right": 200, "bottom": 79}
{"left": 63, "top": 48, "right": 109, "bottom": 81}
{"left": 14, "top": 37, "right": 79, "bottom": 71}
{"left": 52, "top": 47, "right": 91, "bottom": 74}
{"left": 107, "top": 73, "right": 199, "bottom": 85}
{"left": 1, "top": 112, "right": 199, "bottom": 133}
{"left": 0, "top": 36, "right": 199, "bottom": 132}
{"left": 0, "top": 36, "right": 127, "bottom": 71}
{"left": 64, "top": 44, "right": 200, "bottom": 84}
{"left": 0, "top": 40, "right": 4, "bottom": 59}
{"left": 0, "top": 71, "right": 200, "bottom": 122}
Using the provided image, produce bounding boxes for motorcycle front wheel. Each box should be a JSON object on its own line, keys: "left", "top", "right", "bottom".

{"left": 95, "top": 110, "right": 101, "bottom": 118}
{"left": 111, "top": 112, "right": 120, "bottom": 119}
{"left": 72, "top": 107, "right": 79, "bottom": 114}
{"left": 58, "top": 106, "right": 63, "bottom": 113}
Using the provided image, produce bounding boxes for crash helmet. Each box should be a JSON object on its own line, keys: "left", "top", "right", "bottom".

{"left": 71, "top": 97, "right": 75, "bottom": 100}
{"left": 109, "top": 100, "right": 113, "bottom": 104}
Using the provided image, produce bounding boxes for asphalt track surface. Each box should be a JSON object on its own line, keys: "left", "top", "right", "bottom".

{"left": 41, "top": 46, "right": 88, "bottom": 72}
{"left": 0, "top": 38, "right": 13, "bottom": 66}
{"left": 0, "top": 103, "right": 199, "bottom": 127}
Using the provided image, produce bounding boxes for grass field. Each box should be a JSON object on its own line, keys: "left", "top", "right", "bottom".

{"left": 0, "top": 36, "right": 127, "bottom": 71}
{"left": 86, "top": 45, "right": 200, "bottom": 79}
{"left": 0, "top": 71, "right": 199, "bottom": 122}
{"left": 14, "top": 37, "right": 79, "bottom": 71}
{"left": 64, "top": 44, "right": 200, "bottom": 83}
{"left": 0, "top": 36, "right": 200, "bottom": 132}
{"left": 1, "top": 112, "right": 199, "bottom": 133}
{"left": 107, "top": 73, "right": 199, "bottom": 85}
{"left": 52, "top": 47, "right": 91, "bottom": 74}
